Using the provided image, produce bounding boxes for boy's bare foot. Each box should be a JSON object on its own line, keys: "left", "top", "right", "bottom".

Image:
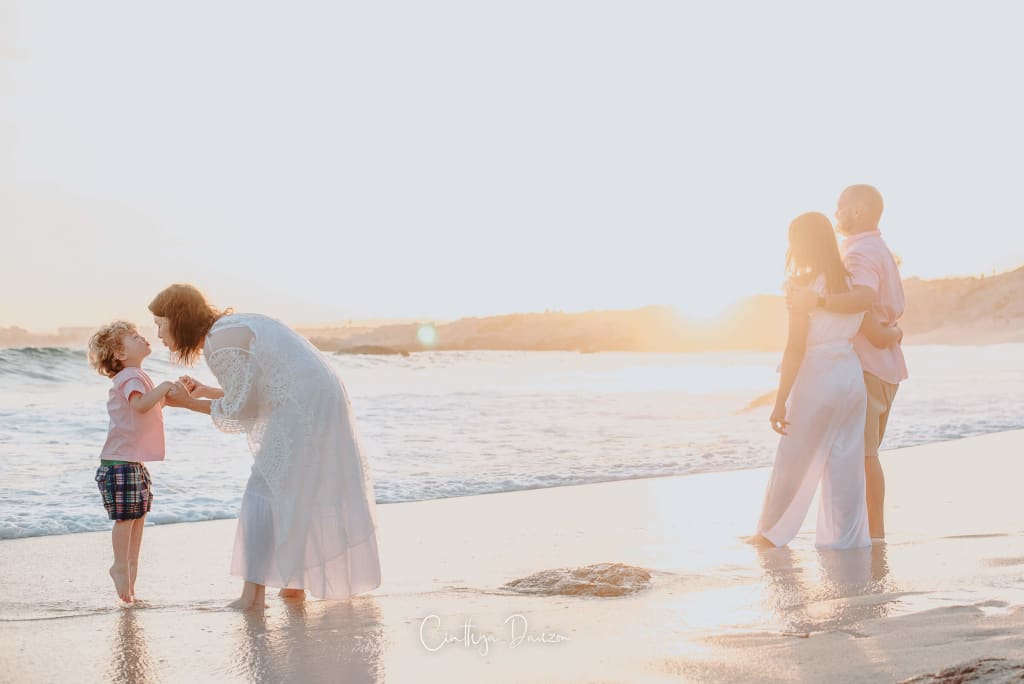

{"left": 129, "top": 563, "right": 138, "bottom": 601}
{"left": 109, "top": 564, "right": 132, "bottom": 602}
{"left": 279, "top": 588, "right": 305, "bottom": 599}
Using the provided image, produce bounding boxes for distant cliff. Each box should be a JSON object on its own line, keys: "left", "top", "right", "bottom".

{"left": 899, "top": 266, "right": 1024, "bottom": 344}
{"left": 308, "top": 266, "right": 1024, "bottom": 354}
{"left": 0, "top": 326, "right": 95, "bottom": 348}
{"left": 4, "top": 267, "right": 1021, "bottom": 352}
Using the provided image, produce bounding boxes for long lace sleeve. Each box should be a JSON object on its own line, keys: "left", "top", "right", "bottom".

{"left": 205, "top": 325, "right": 262, "bottom": 432}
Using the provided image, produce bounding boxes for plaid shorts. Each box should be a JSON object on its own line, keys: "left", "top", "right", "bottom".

{"left": 95, "top": 462, "right": 153, "bottom": 520}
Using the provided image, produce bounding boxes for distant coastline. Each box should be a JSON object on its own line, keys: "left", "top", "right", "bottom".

{"left": 312, "top": 265, "right": 1024, "bottom": 354}
{"left": 4, "top": 266, "right": 1022, "bottom": 354}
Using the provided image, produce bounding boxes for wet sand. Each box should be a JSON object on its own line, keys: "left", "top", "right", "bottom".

{"left": 2, "top": 430, "right": 1023, "bottom": 683}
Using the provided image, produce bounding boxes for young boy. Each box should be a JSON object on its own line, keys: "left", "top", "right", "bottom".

{"left": 88, "top": 321, "right": 178, "bottom": 602}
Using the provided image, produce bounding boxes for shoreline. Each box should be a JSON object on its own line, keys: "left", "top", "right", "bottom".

{"left": 3, "top": 426, "right": 1022, "bottom": 544}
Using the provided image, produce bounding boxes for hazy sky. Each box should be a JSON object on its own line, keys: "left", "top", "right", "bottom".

{"left": 3, "top": 1, "right": 1023, "bottom": 330}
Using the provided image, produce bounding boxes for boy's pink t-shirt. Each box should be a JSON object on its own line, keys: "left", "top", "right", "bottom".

{"left": 99, "top": 367, "right": 165, "bottom": 462}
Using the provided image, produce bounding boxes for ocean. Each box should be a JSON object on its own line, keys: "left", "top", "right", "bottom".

{"left": 1, "top": 344, "right": 1021, "bottom": 540}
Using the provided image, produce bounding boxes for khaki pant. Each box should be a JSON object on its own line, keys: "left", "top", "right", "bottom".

{"left": 864, "top": 372, "right": 899, "bottom": 459}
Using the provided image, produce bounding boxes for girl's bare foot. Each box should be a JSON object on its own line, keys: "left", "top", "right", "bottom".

{"left": 279, "top": 588, "right": 305, "bottom": 599}
{"left": 109, "top": 564, "right": 132, "bottom": 602}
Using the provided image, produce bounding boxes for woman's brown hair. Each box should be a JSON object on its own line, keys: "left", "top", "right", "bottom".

{"left": 148, "top": 284, "right": 230, "bottom": 366}
{"left": 786, "top": 212, "right": 851, "bottom": 295}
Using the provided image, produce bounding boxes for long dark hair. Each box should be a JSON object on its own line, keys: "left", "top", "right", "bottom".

{"left": 786, "top": 212, "right": 850, "bottom": 295}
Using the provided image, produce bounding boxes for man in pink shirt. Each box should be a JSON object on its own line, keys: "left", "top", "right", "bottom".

{"left": 790, "top": 184, "right": 908, "bottom": 540}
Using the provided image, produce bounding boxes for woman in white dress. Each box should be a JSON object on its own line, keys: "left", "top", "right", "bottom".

{"left": 749, "top": 213, "right": 900, "bottom": 550}
{"left": 150, "top": 284, "right": 381, "bottom": 609}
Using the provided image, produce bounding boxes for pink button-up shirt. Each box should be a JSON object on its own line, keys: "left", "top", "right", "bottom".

{"left": 841, "top": 230, "right": 909, "bottom": 385}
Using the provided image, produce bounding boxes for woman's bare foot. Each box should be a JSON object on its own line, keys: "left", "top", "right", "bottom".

{"left": 743, "top": 534, "right": 776, "bottom": 548}
{"left": 278, "top": 588, "right": 305, "bottom": 599}
{"left": 227, "top": 596, "right": 263, "bottom": 611}
{"left": 109, "top": 563, "right": 132, "bottom": 602}
{"left": 227, "top": 581, "right": 266, "bottom": 611}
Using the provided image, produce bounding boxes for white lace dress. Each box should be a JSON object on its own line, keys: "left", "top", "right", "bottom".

{"left": 756, "top": 277, "right": 872, "bottom": 550}
{"left": 204, "top": 313, "right": 381, "bottom": 598}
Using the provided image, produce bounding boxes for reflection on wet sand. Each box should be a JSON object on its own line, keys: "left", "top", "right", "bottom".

{"left": 107, "top": 608, "right": 156, "bottom": 684}
{"left": 231, "top": 597, "right": 385, "bottom": 683}
{"left": 758, "top": 543, "right": 899, "bottom": 634}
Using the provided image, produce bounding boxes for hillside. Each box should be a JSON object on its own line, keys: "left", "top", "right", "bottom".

{"left": 309, "top": 267, "right": 1024, "bottom": 354}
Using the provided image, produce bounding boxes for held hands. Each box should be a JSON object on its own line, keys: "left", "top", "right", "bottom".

{"left": 770, "top": 403, "right": 790, "bottom": 436}
{"left": 786, "top": 287, "right": 817, "bottom": 313}
{"left": 178, "top": 375, "right": 211, "bottom": 398}
{"left": 164, "top": 381, "right": 192, "bottom": 408}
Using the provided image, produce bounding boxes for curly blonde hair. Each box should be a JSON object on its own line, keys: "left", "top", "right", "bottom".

{"left": 88, "top": 321, "right": 138, "bottom": 378}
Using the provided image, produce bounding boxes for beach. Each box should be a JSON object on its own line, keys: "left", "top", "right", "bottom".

{"left": 2, "top": 430, "right": 1023, "bottom": 683}
{"left": 7, "top": 2, "right": 1024, "bottom": 682}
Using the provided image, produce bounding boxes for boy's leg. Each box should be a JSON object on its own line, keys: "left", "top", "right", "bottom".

{"left": 128, "top": 514, "right": 146, "bottom": 599}
{"left": 110, "top": 520, "right": 133, "bottom": 602}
